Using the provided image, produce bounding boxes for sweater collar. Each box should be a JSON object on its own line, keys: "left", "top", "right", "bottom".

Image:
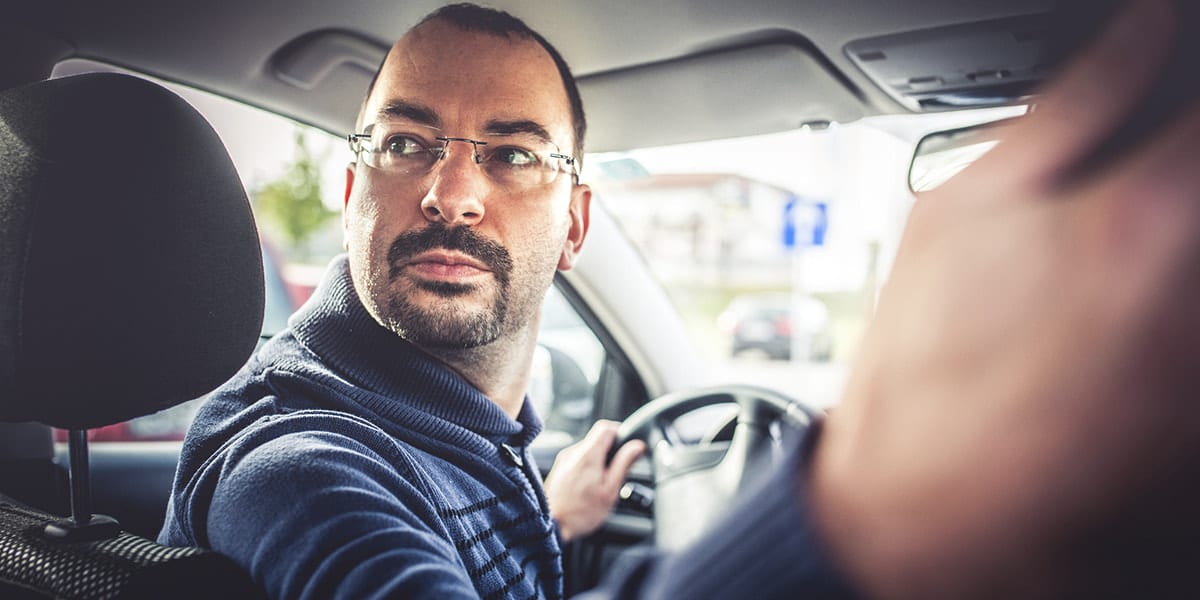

{"left": 288, "top": 255, "right": 542, "bottom": 448}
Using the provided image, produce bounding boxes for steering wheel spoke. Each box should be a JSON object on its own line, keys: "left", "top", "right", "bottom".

{"left": 613, "top": 385, "right": 819, "bottom": 550}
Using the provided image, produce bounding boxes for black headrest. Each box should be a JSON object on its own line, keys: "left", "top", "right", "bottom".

{"left": 0, "top": 73, "right": 263, "bottom": 429}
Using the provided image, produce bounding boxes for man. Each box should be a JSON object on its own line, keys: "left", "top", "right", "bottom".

{"left": 161, "top": 5, "right": 644, "bottom": 599}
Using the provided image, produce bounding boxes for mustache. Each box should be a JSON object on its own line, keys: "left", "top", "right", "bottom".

{"left": 386, "top": 223, "right": 513, "bottom": 286}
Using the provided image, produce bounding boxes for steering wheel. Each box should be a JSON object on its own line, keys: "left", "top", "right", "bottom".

{"left": 613, "top": 384, "right": 821, "bottom": 550}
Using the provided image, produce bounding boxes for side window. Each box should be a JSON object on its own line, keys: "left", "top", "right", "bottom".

{"left": 528, "top": 285, "right": 605, "bottom": 447}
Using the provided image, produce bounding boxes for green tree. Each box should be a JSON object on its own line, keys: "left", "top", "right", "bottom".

{"left": 252, "top": 129, "right": 336, "bottom": 259}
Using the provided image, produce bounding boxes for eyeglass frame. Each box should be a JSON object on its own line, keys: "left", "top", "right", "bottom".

{"left": 346, "top": 127, "right": 581, "bottom": 186}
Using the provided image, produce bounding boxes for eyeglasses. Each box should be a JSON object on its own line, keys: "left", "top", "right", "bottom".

{"left": 347, "top": 122, "right": 579, "bottom": 189}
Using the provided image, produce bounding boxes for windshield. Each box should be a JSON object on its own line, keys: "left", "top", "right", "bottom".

{"left": 587, "top": 108, "right": 1017, "bottom": 407}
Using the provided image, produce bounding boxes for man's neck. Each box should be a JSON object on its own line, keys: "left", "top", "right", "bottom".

{"left": 416, "top": 326, "right": 538, "bottom": 419}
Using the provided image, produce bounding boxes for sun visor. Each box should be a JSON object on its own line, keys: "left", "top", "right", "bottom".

{"left": 845, "top": 14, "right": 1049, "bottom": 112}
{"left": 578, "top": 43, "right": 864, "bottom": 153}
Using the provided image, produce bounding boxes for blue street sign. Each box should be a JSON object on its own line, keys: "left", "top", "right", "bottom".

{"left": 783, "top": 196, "right": 828, "bottom": 249}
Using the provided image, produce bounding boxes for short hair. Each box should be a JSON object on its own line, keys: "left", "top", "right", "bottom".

{"left": 359, "top": 3, "right": 587, "bottom": 162}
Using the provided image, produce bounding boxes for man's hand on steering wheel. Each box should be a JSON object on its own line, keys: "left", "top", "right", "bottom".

{"left": 544, "top": 421, "right": 647, "bottom": 542}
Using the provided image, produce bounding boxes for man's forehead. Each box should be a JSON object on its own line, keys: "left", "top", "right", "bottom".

{"left": 380, "top": 21, "right": 558, "bottom": 100}
{"left": 368, "top": 99, "right": 556, "bottom": 145}
{"left": 363, "top": 22, "right": 571, "bottom": 141}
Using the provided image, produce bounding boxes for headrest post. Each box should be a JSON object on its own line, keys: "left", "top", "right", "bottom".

{"left": 42, "top": 429, "right": 121, "bottom": 542}
{"left": 66, "top": 429, "right": 91, "bottom": 526}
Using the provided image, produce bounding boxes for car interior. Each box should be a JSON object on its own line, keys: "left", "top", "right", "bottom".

{"left": 0, "top": 0, "right": 1065, "bottom": 597}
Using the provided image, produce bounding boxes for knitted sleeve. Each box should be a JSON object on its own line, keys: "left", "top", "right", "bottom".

{"left": 199, "top": 412, "right": 479, "bottom": 600}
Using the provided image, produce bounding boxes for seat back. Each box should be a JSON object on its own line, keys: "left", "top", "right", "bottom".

{"left": 0, "top": 498, "right": 260, "bottom": 600}
{"left": 0, "top": 72, "right": 264, "bottom": 598}
{"left": 0, "top": 423, "right": 61, "bottom": 513}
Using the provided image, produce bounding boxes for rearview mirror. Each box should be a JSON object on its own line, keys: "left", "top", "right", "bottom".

{"left": 908, "top": 116, "right": 1022, "bottom": 193}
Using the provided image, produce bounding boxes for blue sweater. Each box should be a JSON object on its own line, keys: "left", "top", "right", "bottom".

{"left": 160, "top": 256, "right": 563, "bottom": 599}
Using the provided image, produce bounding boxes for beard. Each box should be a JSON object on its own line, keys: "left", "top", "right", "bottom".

{"left": 378, "top": 223, "right": 516, "bottom": 349}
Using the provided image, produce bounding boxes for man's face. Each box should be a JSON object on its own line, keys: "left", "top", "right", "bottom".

{"left": 344, "top": 21, "right": 589, "bottom": 350}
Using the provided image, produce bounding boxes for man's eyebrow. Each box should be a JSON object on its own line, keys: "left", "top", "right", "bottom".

{"left": 484, "top": 119, "right": 554, "bottom": 145}
{"left": 375, "top": 100, "right": 441, "bottom": 129}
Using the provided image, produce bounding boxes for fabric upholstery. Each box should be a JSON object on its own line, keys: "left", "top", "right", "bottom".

{"left": 0, "top": 73, "right": 263, "bottom": 429}
{"left": 0, "top": 497, "right": 260, "bottom": 599}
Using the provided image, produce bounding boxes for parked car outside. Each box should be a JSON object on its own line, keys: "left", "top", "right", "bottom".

{"left": 718, "top": 292, "right": 832, "bottom": 361}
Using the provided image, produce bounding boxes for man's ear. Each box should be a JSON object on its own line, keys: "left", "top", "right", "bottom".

{"left": 344, "top": 163, "right": 356, "bottom": 209}
{"left": 342, "top": 163, "right": 356, "bottom": 251}
{"left": 558, "top": 184, "right": 591, "bottom": 271}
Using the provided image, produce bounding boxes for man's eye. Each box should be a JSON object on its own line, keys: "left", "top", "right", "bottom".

{"left": 383, "top": 135, "right": 426, "bottom": 156}
{"left": 489, "top": 146, "right": 538, "bottom": 167}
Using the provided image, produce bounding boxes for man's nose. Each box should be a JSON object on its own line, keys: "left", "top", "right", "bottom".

{"left": 420, "top": 145, "right": 488, "bottom": 225}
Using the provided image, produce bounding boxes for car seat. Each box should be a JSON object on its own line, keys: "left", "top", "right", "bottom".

{"left": 0, "top": 72, "right": 264, "bottom": 599}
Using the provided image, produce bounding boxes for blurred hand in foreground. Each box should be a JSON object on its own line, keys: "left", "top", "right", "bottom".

{"left": 811, "top": 0, "right": 1200, "bottom": 597}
